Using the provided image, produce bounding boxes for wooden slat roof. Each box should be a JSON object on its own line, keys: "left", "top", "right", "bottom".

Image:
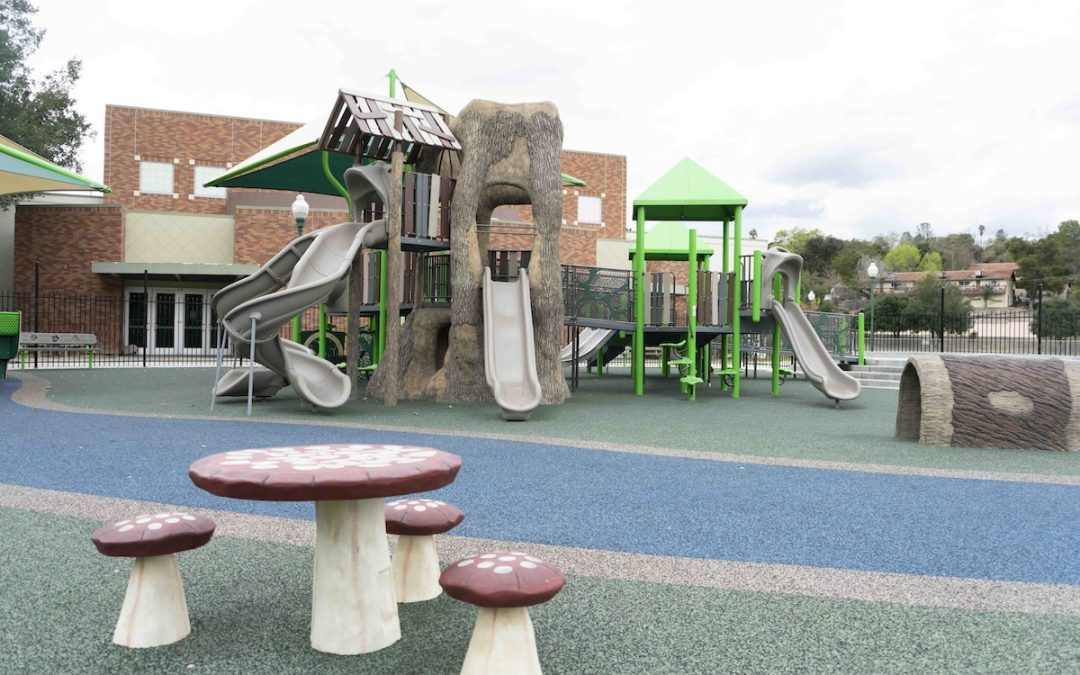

{"left": 318, "top": 89, "right": 461, "bottom": 163}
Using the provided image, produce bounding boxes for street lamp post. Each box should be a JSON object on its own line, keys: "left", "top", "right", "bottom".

{"left": 867, "top": 260, "right": 879, "bottom": 351}
{"left": 291, "top": 195, "right": 310, "bottom": 342}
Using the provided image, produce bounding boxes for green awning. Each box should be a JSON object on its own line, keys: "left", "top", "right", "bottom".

{"left": 0, "top": 133, "right": 110, "bottom": 196}
{"left": 631, "top": 221, "right": 715, "bottom": 261}
{"left": 209, "top": 115, "right": 587, "bottom": 196}
{"left": 209, "top": 104, "right": 587, "bottom": 196}
{"left": 633, "top": 157, "right": 746, "bottom": 222}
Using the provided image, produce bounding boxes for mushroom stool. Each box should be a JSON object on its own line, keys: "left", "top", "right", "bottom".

{"left": 90, "top": 512, "right": 216, "bottom": 648}
{"left": 439, "top": 552, "right": 565, "bottom": 675}
{"left": 385, "top": 498, "right": 464, "bottom": 602}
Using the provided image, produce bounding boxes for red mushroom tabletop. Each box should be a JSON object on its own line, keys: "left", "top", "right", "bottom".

{"left": 440, "top": 552, "right": 566, "bottom": 608}
{"left": 385, "top": 499, "right": 465, "bottom": 535}
{"left": 188, "top": 444, "right": 462, "bottom": 501}
{"left": 91, "top": 512, "right": 216, "bottom": 558}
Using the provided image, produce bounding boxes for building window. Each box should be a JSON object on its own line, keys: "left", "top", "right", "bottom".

{"left": 194, "top": 165, "right": 227, "bottom": 198}
{"left": 577, "top": 195, "right": 601, "bottom": 224}
{"left": 139, "top": 161, "right": 174, "bottom": 194}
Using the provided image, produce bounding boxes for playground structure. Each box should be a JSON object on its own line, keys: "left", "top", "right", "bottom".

{"left": 209, "top": 78, "right": 861, "bottom": 415}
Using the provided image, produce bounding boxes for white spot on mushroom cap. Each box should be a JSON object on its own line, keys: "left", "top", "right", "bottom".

{"left": 493, "top": 566, "right": 513, "bottom": 574}
{"left": 520, "top": 561, "right": 537, "bottom": 569}
{"left": 498, "top": 555, "right": 516, "bottom": 562}
{"left": 477, "top": 562, "right": 494, "bottom": 569}
{"left": 117, "top": 525, "right": 134, "bottom": 533}
{"left": 147, "top": 523, "right": 163, "bottom": 531}
{"left": 165, "top": 518, "right": 180, "bottom": 524}
{"left": 457, "top": 559, "right": 475, "bottom": 567}
{"left": 480, "top": 554, "right": 497, "bottom": 559}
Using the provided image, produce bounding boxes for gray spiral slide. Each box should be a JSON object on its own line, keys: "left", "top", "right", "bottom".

{"left": 483, "top": 267, "right": 542, "bottom": 420}
{"left": 762, "top": 248, "right": 861, "bottom": 404}
{"left": 211, "top": 163, "right": 391, "bottom": 409}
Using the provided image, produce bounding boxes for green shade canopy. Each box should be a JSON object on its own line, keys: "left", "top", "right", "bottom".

{"left": 632, "top": 221, "right": 714, "bottom": 261}
{"left": 0, "top": 133, "right": 109, "bottom": 196}
{"left": 633, "top": 157, "right": 746, "bottom": 222}
{"left": 208, "top": 112, "right": 587, "bottom": 196}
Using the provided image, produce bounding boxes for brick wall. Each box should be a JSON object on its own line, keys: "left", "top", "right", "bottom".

{"left": 104, "top": 105, "right": 300, "bottom": 215}
{"left": 13, "top": 205, "right": 124, "bottom": 294}
{"left": 233, "top": 208, "right": 350, "bottom": 265}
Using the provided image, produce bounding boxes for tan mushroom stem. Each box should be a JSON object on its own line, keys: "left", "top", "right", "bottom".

{"left": 311, "top": 499, "right": 400, "bottom": 654}
{"left": 461, "top": 607, "right": 543, "bottom": 675}
{"left": 392, "top": 534, "right": 442, "bottom": 603}
{"left": 113, "top": 554, "right": 191, "bottom": 648}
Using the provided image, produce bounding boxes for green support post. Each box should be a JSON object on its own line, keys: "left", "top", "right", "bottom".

{"left": 685, "top": 229, "right": 699, "bottom": 401}
{"left": 634, "top": 207, "right": 645, "bottom": 396}
{"left": 720, "top": 220, "right": 729, "bottom": 389}
{"left": 858, "top": 312, "right": 866, "bottom": 366}
{"left": 318, "top": 303, "right": 328, "bottom": 358}
{"left": 772, "top": 274, "right": 782, "bottom": 396}
{"left": 732, "top": 206, "right": 743, "bottom": 399}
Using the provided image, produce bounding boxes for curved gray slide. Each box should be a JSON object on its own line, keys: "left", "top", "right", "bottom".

{"left": 762, "top": 248, "right": 861, "bottom": 403}
{"left": 560, "top": 327, "right": 615, "bottom": 365}
{"left": 211, "top": 162, "right": 391, "bottom": 409}
{"left": 483, "top": 267, "right": 542, "bottom": 421}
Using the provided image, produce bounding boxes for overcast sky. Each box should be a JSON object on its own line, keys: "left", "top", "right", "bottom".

{"left": 28, "top": 0, "right": 1080, "bottom": 242}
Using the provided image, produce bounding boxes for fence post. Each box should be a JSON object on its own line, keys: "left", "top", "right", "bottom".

{"left": 33, "top": 261, "right": 40, "bottom": 368}
{"left": 1037, "top": 284, "right": 1043, "bottom": 355}
{"left": 939, "top": 287, "right": 945, "bottom": 353}
{"left": 143, "top": 269, "right": 149, "bottom": 368}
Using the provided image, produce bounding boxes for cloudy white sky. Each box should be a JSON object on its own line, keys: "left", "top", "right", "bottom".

{"left": 27, "top": 0, "right": 1080, "bottom": 242}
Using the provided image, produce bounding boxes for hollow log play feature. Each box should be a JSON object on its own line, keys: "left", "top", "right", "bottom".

{"left": 896, "top": 355, "right": 1080, "bottom": 451}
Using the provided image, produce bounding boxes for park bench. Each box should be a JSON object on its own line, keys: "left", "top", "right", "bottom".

{"left": 19, "top": 332, "right": 98, "bottom": 368}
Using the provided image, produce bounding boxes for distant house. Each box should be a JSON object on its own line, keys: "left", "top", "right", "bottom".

{"left": 877, "top": 262, "right": 1019, "bottom": 309}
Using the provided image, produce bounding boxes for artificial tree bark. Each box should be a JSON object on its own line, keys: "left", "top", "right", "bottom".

{"left": 381, "top": 111, "right": 405, "bottom": 406}
{"left": 443, "top": 100, "right": 569, "bottom": 404}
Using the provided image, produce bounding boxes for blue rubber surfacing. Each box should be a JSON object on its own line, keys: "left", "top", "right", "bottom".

{"left": 1, "top": 378, "right": 1077, "bottom": 586}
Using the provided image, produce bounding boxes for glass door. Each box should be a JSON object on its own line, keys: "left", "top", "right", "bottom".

{"left": 142, "top": 289, "right": 211, "bottom": 354}
{"left": 151, "top": 291, "right": 177, "bottom": 353}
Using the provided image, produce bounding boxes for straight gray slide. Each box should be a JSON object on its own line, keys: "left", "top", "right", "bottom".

{"left": 560, "top": 327, "right": 615, "bottom": 365}
{"left": 762, "top": 248, "right": 861, "bottom": 403}
{"left": 483, "top": 267, "right": 542, "bottom": 421}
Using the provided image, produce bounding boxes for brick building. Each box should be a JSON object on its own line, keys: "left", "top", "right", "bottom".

{"left": 10, "top": 104, "right": 628, "bottom": 354}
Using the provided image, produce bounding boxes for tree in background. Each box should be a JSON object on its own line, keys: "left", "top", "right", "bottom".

{"left": 1007, "top": 232, "right": 1072, "bottom": 296}
{"left": 0, "top": 0, "right": 92, "bottom": 203}
{"left": 872, "top": 293, "right": 909, "bottom": 336}
{"left": 931, "top": 233, "right": 976, "bottom": 270}
{"left": 883, "top": 242, "right": 922, "bottom": 272}
{"left": 1035, "top": 298, "right": 1080, "bottom": 339}
{"left": 917, "top": 250, "right": 943, "bottom": 272}
{"left": 902, "top": 277, "right": 973, "bottom": 336}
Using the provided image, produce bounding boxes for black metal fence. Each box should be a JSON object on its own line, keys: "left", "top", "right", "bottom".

{"left": 867, "top": 309, "right": 1080, "bottom": 356}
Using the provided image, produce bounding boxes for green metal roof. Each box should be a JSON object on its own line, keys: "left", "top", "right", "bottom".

{"left": 209, "top": 113, "right": 588, "bottom": 196}
{"left": 633, "top": 157, "right": 746, "bottom": 222}
{"left": 632, "top": 221, "right": 714, "bottom": 261}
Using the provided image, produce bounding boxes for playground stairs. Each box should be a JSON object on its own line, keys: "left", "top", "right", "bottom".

{"left": 848, "top": 354, "right": 907, "bottom": 391}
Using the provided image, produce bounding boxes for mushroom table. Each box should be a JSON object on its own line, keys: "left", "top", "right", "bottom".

{"left": 188, "top": 443, "right": 462, "bottom": 655}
